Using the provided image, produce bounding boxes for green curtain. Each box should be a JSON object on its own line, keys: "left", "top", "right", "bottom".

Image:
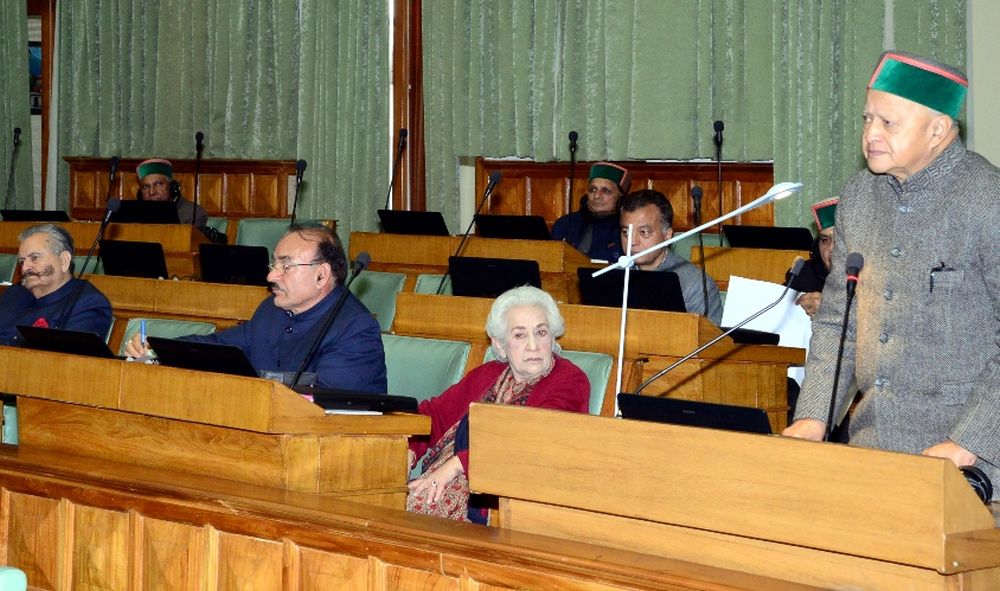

{"left": 55, "top": 0, "right": 388, "bottom": 239}
{"left": 0, "top": 0, "right": 32, "bottom": 209}
{"left": 422, "top": 0, "right": 966, "bottom": 232}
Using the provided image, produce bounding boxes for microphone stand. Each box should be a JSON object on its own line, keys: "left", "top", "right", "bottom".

{"left": 4, "top": 128, "right": 21, "bottom": 209}
{"left": 53, "top": 198, "right": 122, "bottom": 328}
{"left": 630, "top": 257, "right": 805, "bottom": 397}
{"left": 567, "top": 131, "right": 578, "bottom": 213}
{"left": 290, "top": 252, "right": 371, "bottom": 388}
{"left": 713, "top": 121, "right": 724, "bottom": 245}
{"left": 383, "top": 129, "right": 408, "bottom": 211}
{"left": 692, "top": 185, "right": 709, "bottom": 318}
{"left": 593, "top": 182, "right": 803, "bottom": 278}
{"left": 435, "top": 171, "right": 501, "bottom": 295}
{"left": 290, "top": 159, "right": 307, "bottom": 226}
{"left": 193, "top": 131, "right": 204, "bottom": 233}
{"left": 824, "top": 253, "right": 864, "bottom": 441}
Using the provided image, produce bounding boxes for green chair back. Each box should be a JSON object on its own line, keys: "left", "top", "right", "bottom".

{"left": 73, "top": 255, "right": 103, "bottom": 275}
{"left": 206, "top": 216, "right": 229, "bottom": 235}
{"left": 349, "top": 271, "right": 407, "bottom": 332}
{"left": 0, "top": 566, "right": 27, "bottom": 591}
{"left": 383, "top": 334, "right": 470, "bottom": 402}
{"left": 2, "top": 404, "right": 18, "bottom": 445}
{"left": 0, "top": 254, "right": 16, "bottom": 282}
{"left": 235, "top": 218, "right": 293, "bottom": 259}
{"left": 413, "top": 273, "right": 452, "bottom": 295}
{"left": 119, "top": 318, "right": 216, "bottom": 356}
{"left": 483, "top": 347, "right": 613, "bottom": 416}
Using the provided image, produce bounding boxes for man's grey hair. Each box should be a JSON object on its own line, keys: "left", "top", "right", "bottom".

{"left": 18, "top": 223, "right": 75, "bottom": 256}
{"left": 486, "top": 285, "right": 565, "bottom": 359}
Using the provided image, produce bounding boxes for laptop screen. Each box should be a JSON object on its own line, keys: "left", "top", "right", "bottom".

{"left": 474, "top": 214, "right": 551, "bottom": 241}
{"left": 199, "top": 244, "right": 270, "bottom": 286}
{"left": 0, "top": 209, "right": 71, "bottom": 222}
{"left": 99, "top": 239, "right": 169, "bottom": 279}
{"left": 617, "top": 393, "right": 772, "bottom": 434}
{"left": 722, "top": 225, "right": 813, "bottom": 251}
{"left": 16, "top": 325, "right": 116, "bottom": 359}
{"left": 377, "top": 210, "right": 450, "bottom": 236}
{"left": 448, "top": 256, "right": 541, "bottom": 298}
{"left": 146, "top": 336, "right": 259, "bottom": 378}
{"left": 110, "top": 201, "right": 181, "bottom": 225}
{"left": 577, "top": 268, "right": 687, "bottom": 313}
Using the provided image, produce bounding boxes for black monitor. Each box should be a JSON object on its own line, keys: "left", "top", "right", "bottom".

{"left": 576, "top": 268, "right": 687, "bottom": 313}
{"left": 199, "top": 243, "right": 270, "bottom": 286}
{"left": 293, "top": 385, "right": 419, "bottom": 413}
{"left": 617, "top": 393, "right": 772, "bottom": 435}
{"left": 146, "top": 336, "right": 259, "bottom": 378}
{"left": 448, "top": 256, "right": 541, "bottom": 299}
{"left": 109, "top": 200, "right": 180, "bottom": 225}
{"left": 722, "top": 225, "right": 813, "bottom": 251}
{"left": 377, "top": 210, "right": 450, "bottom": 236}
{"left": 0, "top": 209, "right": 71, "bottom": 222}
{"left": 16, "top": 325, "right": 116, "bottom": 359}
{"left": 99, "top": 239, "right": 169, "bottom": 279}
{"left": 474, "top": 214, "right": 551, "bottom": 241}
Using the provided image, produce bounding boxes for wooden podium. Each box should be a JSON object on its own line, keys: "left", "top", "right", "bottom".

{"left": 470, "top": 404, "right": 1000, "bottom": 590}
{"left": 0, "top": 220, "right": 207, "bottom": 278}
{"left": 349, "top": 231, "right": 592, "bottom": 302}
{"left": 0, "top": 347, "right": 428, "bottom": 508}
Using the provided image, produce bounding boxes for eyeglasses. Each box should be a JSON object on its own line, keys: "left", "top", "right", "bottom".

{"left": 267, "top": 259, "right": 322, "bottom": 274}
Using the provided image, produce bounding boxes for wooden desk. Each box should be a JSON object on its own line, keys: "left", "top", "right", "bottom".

{"left": 393, "top": 293, "right": 804, "bottom": 429}
{"left": 0, "top": 347, "right": 427, "bottom": 507}
{"left": 471, "top": 404, "right": 1000, "bottom": 591}
{"left": 0, "top": 221, "right": 207, "bottom": 278}
{"left": 691, "top": 245, "right": 808, "bottom": 290}
{"left": 349, "top": 231, "right": 592, "bottom": 303}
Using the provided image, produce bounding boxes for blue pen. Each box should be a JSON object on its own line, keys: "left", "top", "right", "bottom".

{"left": 140, "top": 319, "right": 147, "bottom": 346}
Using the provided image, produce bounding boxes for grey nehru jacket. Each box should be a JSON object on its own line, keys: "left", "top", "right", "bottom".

{"left": 650, "top": 250, "right": 723, "bottom": 325}
{"left": 796, "top": 139, "right": 1000, "bottom": 499}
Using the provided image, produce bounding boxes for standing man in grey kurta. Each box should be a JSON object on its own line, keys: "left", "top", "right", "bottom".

{"left": 783, "top": 51, "right": 1000, "bottom": 501}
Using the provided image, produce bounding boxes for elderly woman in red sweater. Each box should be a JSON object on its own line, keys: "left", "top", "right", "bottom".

{"left": 407, "top": 285, "right": 590, "bottom": 523}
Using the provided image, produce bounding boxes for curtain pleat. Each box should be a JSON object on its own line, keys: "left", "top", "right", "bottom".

{"left": 0, "top": 0, "right": 33, "bottom": 209}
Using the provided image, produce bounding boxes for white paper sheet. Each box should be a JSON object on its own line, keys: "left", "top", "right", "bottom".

{"left": 721, "top": 275, "right": 812, "bottom": 350}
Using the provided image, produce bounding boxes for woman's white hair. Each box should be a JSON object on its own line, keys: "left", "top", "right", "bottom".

{"left": 485, "top": 285, "right": 565, "bottom": 359}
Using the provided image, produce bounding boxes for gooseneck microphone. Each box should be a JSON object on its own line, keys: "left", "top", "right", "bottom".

{"left": 383, "top": 129, "right": 408, "bottom": 210}
{"left": 191, "top": 131, "right": 206, "bottom": 232}
{"left": 290, "top": 251, "right": 371, "bottom": 388}
{"left": 691, "top": 185, "right": 709, "bottom": 318}
{"left": 632, "top": 257, "right": 805, "bottom": 396}
{"left": 5, "top": 127, "right": 23, "bottom": 209}
{"left": 435, "top": 171, "right": 501, "bottom": 295}
{"left": 53, "top": 198, "right": 122, "bottom": 329}
{"left": 713, "top": 120, "right": 725, "bottom": 243}
{"left": 289, "top": 159, "right": 307, "bottom": 226}
{"left": 824, "top": 252, "right": 864, "bottom": 441}
{"left": 568, "top": 130, "right": 579, "bottom": 212}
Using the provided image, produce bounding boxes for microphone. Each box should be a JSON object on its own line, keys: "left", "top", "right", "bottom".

{"left": 102, "top": 156, "right": 120, "bottom": 219}
{"left": 290, "top": 251, "right": 371, "bottom": 388}
{"left": 691, "top": 185, "right": 710, "bottom": 319}
{"left": 568, "top": 130, "right": 578, "bottom": 153}
{"left": 195, "top": 131, "right": 205, "bottom": 156}
{"left": 713, "top": 120, "right": 724, "bottom": 242}
{"left": 383, "top": 128, "right": 408, "bottom": 210}
{"left": 824, "top": 252, "right": 864, "bottom": 441}
{"left": 632, "top": 257, "right": 805, "bottom": 396}
{"left": 290, "top": 159, "right": 307, "bottom": 226}
{"left": 435, "top": 170, "right": 502, "bottom": 295}
{"left": 53, "top": 198, "right": 122, "bottom": 329}
{"left": 567, "top": 131, "right": 579, "bottom": 212}
{"left": 4, "top": 127, "right": 23, "bottom": 209}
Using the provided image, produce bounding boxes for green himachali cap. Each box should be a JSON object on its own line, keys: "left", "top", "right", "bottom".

{"left": 137, "top": 158, "right": 174, "bottom": 180}
{"left": 868, "top": 51, "right": 968, "bottom": 119}
{"left": 811, "top": 197, "right": 838, "bottom": 231}
{"left": 589, "top": 162, "right": 632, "bottom": 195}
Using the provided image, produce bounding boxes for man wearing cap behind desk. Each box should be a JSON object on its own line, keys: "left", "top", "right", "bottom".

{"left": 552, "top": 162, "right": 631, "bottom": 262}
{"left": 788, "top": 197, "right": 838, "bottom": 318}
{"left": 136, "top": 158, "right": 222, "bottom": 242}
{"left": 0, "top": 224, "right": 112, "bottom": 345}
{"left": 783, "top": 51, "right": 1000, "bottom": 503}
{"left": 125, "top": 225, "right": 387, "bottom": 392}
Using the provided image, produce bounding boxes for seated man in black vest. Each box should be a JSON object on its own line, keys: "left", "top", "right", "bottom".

{"left": 136, "top": 158, "right": 224, "bottom": 243}
{"left": 552, "top": 162, "right": 631, "bottom": 262}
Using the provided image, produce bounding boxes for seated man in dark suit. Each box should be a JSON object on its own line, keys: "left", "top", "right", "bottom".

{"left": 552, "top": 162, "right": 631, "bottom": 262}
{"left": 126, "top": 225, "right": 387, "bottom": 392}
{"left": 0, "top": 224, "right": 112, "bottom": 345}
{"left": 136, "top": 159, "right": 224, "bottom": 243}
{"left": 619, "top": 189, "right": 723, "bottom": 324}
{"left": 787, "top": 197, "right": 837, "bottom": 317}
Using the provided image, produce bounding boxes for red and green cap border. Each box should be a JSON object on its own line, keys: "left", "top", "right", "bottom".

{"left": 868, "top": 51, "right": 968, "bottom": 120}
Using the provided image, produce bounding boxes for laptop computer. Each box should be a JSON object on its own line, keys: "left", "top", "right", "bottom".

{"left": 617, "top": 393, "right": 773, "bottom": 434}
{"left": 377, "top": 210, "right": 450, "bottom": 236}
{"left": 1, "top": 209, "right": 71, "bottom": 222}
{"left": 722, "top": 224, "right": 813, "bottom": 251}
{"left": 474, "top": 214, "right": 551, "bottom": 241}
{"left": 110, "top": 200, "right": 180, "bottom": 225}
{"left": 293, "top": 385, "right": 419, "bottom": 413}
{"left": 448, "top": 256, "right": 541, "bottom": 298}
{"left": 577, "top": 268, "right": 687, "bottom": 313}
{"left": 16, "top": 325, "right": 116, "bottom": 359}
{"left": 146, "top": 336, "right": 259, "bottom": 378}
{"left": 199, "top": 243, "right": 270, "bottom": 286}
{"left": 99, "top": 239, "right": 169, "bottom": 279}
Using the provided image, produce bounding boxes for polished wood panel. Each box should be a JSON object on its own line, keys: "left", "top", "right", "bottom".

{"left": 0, "top": 446, "right": 822, "bottom": 590}
{"left": 65, "top": 157, "right": 297, "bottom": 221}
{"left": 475, "top": 159, "right": 775, "bottom": 234}
{"left": 470, "top": 404, "right": 1000, "bottom": 591}
{"left": 690, "top": 246, "right": 808, "bottom": 290}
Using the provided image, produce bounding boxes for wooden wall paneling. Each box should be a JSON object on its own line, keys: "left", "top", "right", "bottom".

{"left": 6, "top": 492, "right": 61, "bottom": 590}
{"left": 250, "top": 173, "right": 281, "bottom": 216}
{"left": 72, "top": 504, "right": 129, "bottom": 590}
{"left": 224, "top": 173, "right": 252, "bottom": 215}
{"left": 298, "top": 547, "right": 368, "bottom": 591}
{"left": 382, "top": 563, "right": 460, "bottom": 590}
{"left": 217, "top": 532, "right": 284, "bottom": 590}
{"left": 198, "top": 174, "right": 224, "bottom": 212}
{"left": 141, "top": 517, "right": 205, "bottom": 591}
